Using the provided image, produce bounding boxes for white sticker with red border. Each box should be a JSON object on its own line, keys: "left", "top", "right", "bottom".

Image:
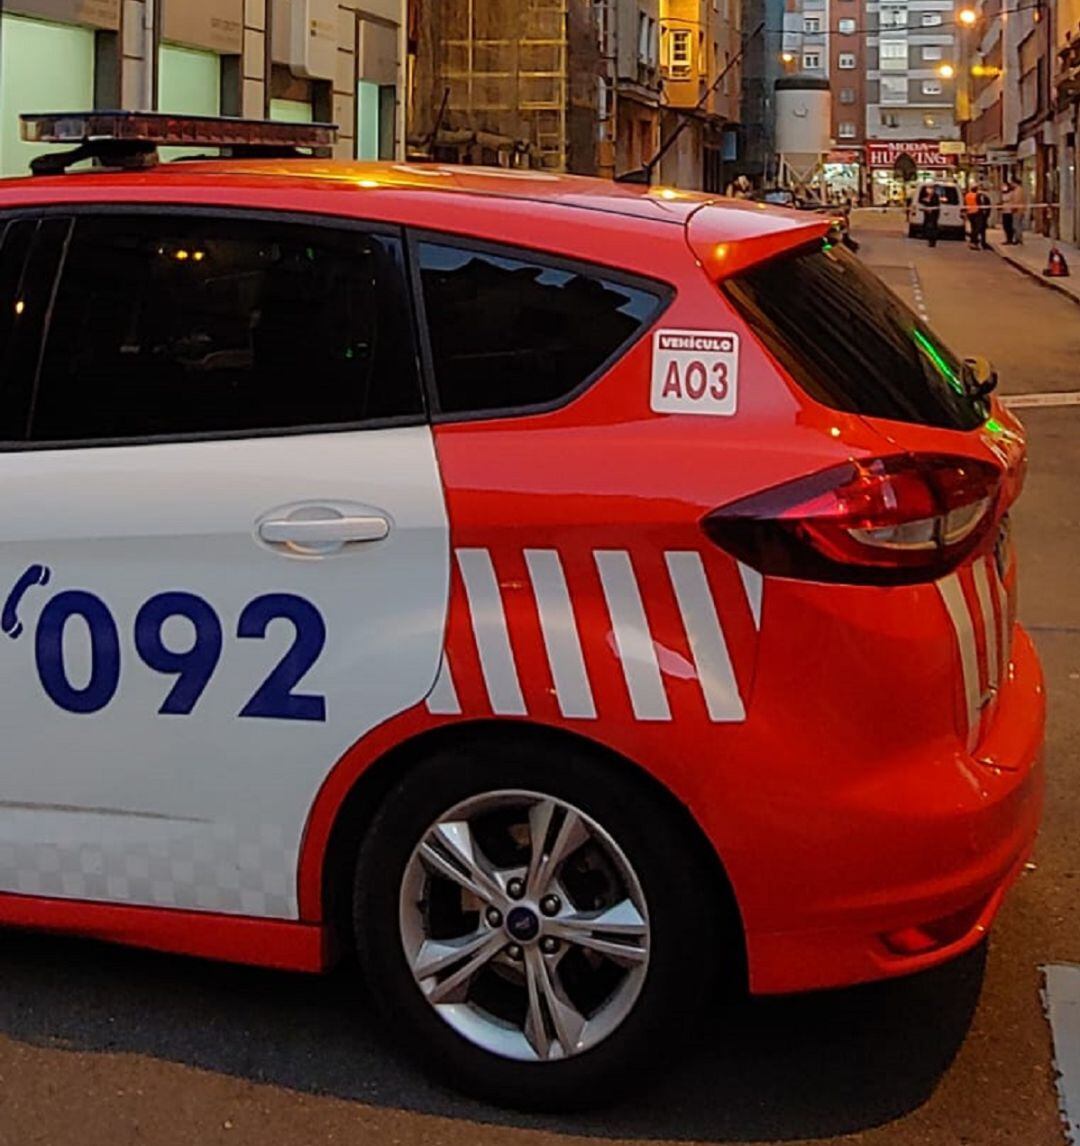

{"left": 650, "top": 329, "right": 739, "bottom": 417}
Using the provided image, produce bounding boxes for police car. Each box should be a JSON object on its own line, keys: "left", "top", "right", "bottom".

{"left": 0, "top": 113, "right": 1043, "bottom": 1109}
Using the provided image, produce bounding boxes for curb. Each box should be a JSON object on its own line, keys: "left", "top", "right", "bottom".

{"left": 992, "top": 245, "right": 1080, "bottom": 309}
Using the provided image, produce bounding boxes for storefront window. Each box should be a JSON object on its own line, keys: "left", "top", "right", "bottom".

{"left": 357, "top": 81, "right": 395, "bottom": 160}
{"left": 158, "top": 44, "right": 221, "bottom": 116}
{"left": 270, "top": 99, "right": 315, "bottom": 124}
{"left": 0, "top": 15, "right": 95, "bottom": 177}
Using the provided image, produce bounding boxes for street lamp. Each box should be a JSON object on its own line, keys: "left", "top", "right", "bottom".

{"left": 938, "top": 63, "right": 956, "bottom": 79}
{"left": 781, "top": 51, "right": 795, "bottom": 63}
{"left": 958, "top": 7, "right": 978, "bottom": 26}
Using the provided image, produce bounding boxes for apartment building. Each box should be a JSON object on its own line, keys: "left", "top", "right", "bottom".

{"left": 658, "top": 0, "right": 742, "bottom": 189}
{"left": 612, "top": 0, "right": 663, "bottom": 178}
{"left": 865, "top": 0, "right": 961, "bottom": 202}
{"left": 0, "top": 1, "right": 407, "bottom": 177}
{"left": 1057, "top": 0, "right": 1080, "bottom": 243}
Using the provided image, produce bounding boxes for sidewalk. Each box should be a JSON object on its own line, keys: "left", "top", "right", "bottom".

{"left": 988, "top": 229, "right": 1080, "bottom": 307}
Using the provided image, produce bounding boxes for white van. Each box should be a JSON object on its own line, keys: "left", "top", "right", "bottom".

{"left": 907, "top": 182, "right": 966, "bottom": 240}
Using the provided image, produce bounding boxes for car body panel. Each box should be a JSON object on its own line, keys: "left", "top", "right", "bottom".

{"left": 0, "top": 161, "right": 1045, "bottom": 999}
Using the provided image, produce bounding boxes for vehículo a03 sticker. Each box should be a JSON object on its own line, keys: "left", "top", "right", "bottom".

{"left": 650, "top": 328, "right": 739, "bottom": 417}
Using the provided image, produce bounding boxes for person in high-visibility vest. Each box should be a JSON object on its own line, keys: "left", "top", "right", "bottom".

{"left": 964, "top": 185, "right": 982, "bottom": 249}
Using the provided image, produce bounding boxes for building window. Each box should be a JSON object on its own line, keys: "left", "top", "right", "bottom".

{"left": 804, "top": 16, "right": 822, "bottom": 33}
{"left": 639, "top": 15, "right": 659, "bottom": 67}
{"left": 922, "top": 79, "right": 943, "bottom": 95}
{"left": 879, "top": 40, "right": 907, "bottom": 70}
{"left": 922, "top": 45, "right": 943, "bottom": 61}
{"left": 665, "top": 28, "right": 692, "bottom": 78}
{"left": 921, "top": 12, "right": 943, "bottom": 25}
{"left": 839, "top": 86, "right": 856, "bottom": 103}
{"left": 880, "top": 6, "right": 907, "bottom": 28}
{"left": 803, "top": 50, "right": 823, "bottom": 69}
{"left": 882, "top": 113, "right": 900, "bottom": 127}
{"left": 880, "top": 75, "right": 908, "bottom": 103}
{"left": 838, "top": 17, "right": 857, "bottom": 33}
{"left": 838, "top": 121, "right": 857, "bottom": 138}
{"left": 838, "top": 52, "right": 856, "bottom": 68}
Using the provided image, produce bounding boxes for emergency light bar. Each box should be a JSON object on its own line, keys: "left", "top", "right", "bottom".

{"left": 19, "top": 111, "right": 338, "bottom": 175}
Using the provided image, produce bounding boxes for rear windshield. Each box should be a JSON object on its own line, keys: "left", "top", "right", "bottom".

{"left": 723, "top": 242, "right": 988, "bottom": 430}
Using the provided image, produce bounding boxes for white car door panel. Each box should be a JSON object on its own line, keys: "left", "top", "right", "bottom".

{"left": 0, "top": 211, "right": 449, "bottom": 918}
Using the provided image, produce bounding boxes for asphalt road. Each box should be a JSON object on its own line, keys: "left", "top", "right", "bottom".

{"left": 1, "top": 210, "right": 1078, "bottom": 1146}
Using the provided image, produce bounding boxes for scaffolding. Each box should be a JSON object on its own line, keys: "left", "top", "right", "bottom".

{"left": 425, "top": 0, "right": 569, "bottom": 169}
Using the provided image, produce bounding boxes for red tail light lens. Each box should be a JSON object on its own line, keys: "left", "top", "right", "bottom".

{"left": 703, "top": 454, "right": 1002, "bottom": 585}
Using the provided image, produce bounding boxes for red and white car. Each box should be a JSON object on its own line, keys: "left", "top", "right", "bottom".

{"left": 0, "top": 114, "right": 1043, "bottom": 1108}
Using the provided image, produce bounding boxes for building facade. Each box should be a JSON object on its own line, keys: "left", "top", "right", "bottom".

{"left": 657, "top": 0, "right": 742, "bottom": 189}
{"left": 0, "top": 0, "right": 408, "bottom": 176}
{"left": 1056, "top": 0, "right": 1080, "bottom": 244}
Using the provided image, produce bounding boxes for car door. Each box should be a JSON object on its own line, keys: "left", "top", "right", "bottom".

{"left": 0, "top": 207, "right": 448, "bottom": 919}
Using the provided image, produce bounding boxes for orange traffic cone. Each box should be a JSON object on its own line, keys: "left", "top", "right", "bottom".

{"left": 1044, "top": 246, "right": 1071, "bottom": 277}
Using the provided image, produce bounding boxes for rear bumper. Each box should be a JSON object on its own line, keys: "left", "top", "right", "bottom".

{"left": 742, "top": 624, "right": 1045, "bottom": 995}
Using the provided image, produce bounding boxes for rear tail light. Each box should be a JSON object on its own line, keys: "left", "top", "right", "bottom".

{"left": 702, "top": 453, "right": 1002, "bottom": 585}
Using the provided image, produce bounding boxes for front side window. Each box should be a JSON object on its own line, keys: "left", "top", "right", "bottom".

{"left": 32, "top": 214, "right": 422, "bottom": 444}
{"left": 724, "top": 242, "right": 987, "bottom": 431}
{"left": 418, "top": 242, "right": 666, "bottom": 418}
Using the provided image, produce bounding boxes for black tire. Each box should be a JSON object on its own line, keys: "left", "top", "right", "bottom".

{"left": 352, "top": 734, "right": 731, "bottom": 1109}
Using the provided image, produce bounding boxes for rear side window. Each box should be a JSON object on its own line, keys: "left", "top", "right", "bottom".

{"left": 939, "top": 185, "right": 960, "bottom": 205}
{"left": 724, "top": 242, "right": 987, "bottom": 430}
{"left": 417, "top": 241, "right": 666, "bottom": 417}
{"left": 31, "top": 214, "right": 423, "bottom": 444}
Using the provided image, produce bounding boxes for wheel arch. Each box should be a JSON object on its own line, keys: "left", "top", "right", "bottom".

{"left": 309, "top": 718, "right": 747, "bottom": 982}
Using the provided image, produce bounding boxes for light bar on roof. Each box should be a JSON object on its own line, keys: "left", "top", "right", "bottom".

{"left": 19, "top": 111, "right": 337, "bottom": 151}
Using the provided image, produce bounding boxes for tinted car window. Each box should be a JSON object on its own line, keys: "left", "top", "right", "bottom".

{"left": 724, "top": 241, "right": 987, "bottom": 430}
{"left": 938, "top": 185, "right": 960, "bottom": 205}
{"left": 418, "top": 242, "right": 665, "bottom": 416}
{"left": 0, "top": 216, "right": 69, "bottom": 440}
{"left": 32, "top": 215, "right": 422, "bottom": 444}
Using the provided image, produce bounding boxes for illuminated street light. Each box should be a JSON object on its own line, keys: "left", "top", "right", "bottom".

{"left": 938, "top": 63, "right": 956, "bottom": 79}
{"left": 781, "top": 51, "right": 795, "bottom": 63}
{"left": 958, "top": 7, "right": 978, "bottom": 26}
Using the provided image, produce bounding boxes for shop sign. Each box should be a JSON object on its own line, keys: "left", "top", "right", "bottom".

{"left": 939, "top": 140, "right": 966, "bottom": 155}
{"left": 826, "top": 149, "right": 862, "bottom": 164}
{"left": 6, "top": 0, "right": 119, "bottom": 30}
{"left": 866, "top": 140, "right": 958, "bottom": 168}
{"left": 162, "top": 0, "right": 243, "bottom": 55}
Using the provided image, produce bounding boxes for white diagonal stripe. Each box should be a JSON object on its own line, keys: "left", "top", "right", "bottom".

{"left": 972, "top": 558, "right": 999, "bottom": 692}
{"left": 938, "top": 573, "right": 981, "bottom": 753}
{"left": 737, "top": 562, "right": 763, "bottom": 630}
{"left": 666, "top": 552, "right": 746, "bottom": 722}
{"left": 524, "top": 549, "right": 596, "bottom": 719}
{"left": 992, "top": 563, "right": 1011, "bottom": 678}
{"left": 594, "top": 550, "right": 671, "bottom": 721}
{"left": 426, "top": 655, "right": 462, "bottom": 715}
{"left": 456, "top": 548, "right": 527, "bottom": 716}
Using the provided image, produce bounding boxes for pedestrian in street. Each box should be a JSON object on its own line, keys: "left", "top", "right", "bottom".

{"left": 1001, "top": 181, "right": 1016, "bottom": 246}
{"left": 1003, "top": 180, "right": 1026, "bottom": 244}
{"left": 976, "top": 184, "right": 993, "bottom": 249}
{"left": 918, "top": 183, "right": 941, "bottom": 248}
{"left": 964, "top": 184, "right": 981, "bottom": 248}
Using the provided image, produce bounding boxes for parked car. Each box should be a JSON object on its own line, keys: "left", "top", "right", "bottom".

{"left": 908, "top": 181, "right": 966, "bottom": 239}
{"left": 0, "top": 111, "right": 1043, "bottom": 1110}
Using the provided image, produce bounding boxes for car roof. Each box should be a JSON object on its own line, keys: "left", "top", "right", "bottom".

{"left": 0, "top": 159, "right": 722, "bottom": 226}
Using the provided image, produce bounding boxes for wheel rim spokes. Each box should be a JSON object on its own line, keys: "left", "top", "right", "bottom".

{"left": 546, "top": 898, "right": 649, "bottom": 966}
{"left": 400, "top": 790, "right": 651, "bottom": 1063}
{"left": 412, "top": 929, "right": 506, "bottom": 1004}
{"left": 523, "top": 945, "right": 587, "bottom": 1060}
{"left": 417, "top": 819, "right": 504, "bottom": 907}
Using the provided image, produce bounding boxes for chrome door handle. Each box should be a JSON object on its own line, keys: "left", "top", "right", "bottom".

{"left": 259, "top": 514, "right": 390, "bottom": 550}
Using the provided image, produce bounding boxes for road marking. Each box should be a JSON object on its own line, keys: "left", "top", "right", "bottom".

{"left": 1001, "top": 391, "right": 1080, "bottom": 409}
{"left": 908, "top": 263, "right": 930, "bottom": 322}
{"left": 1041, "top": 964, "right": 1080, "bottom": 1144}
